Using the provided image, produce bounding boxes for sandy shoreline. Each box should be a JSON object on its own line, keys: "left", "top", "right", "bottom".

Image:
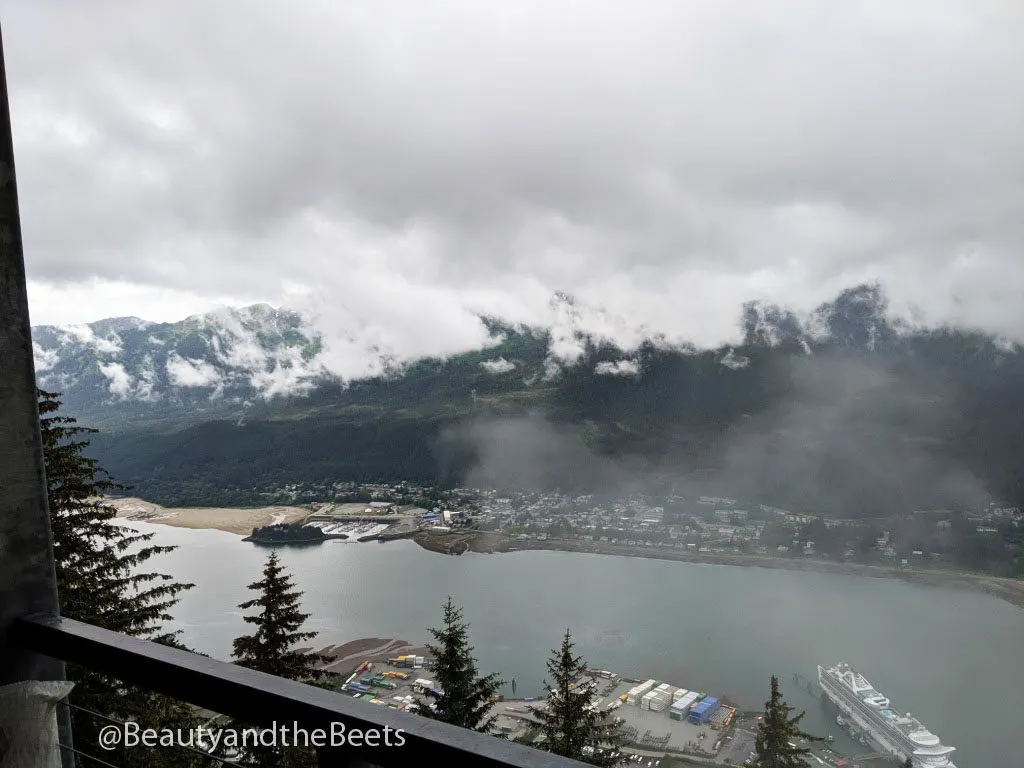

{"left": 111, "top": 497, "right": 309, "bottom": 536}
{"left": 299, "top": 638, "right": 431, "bottom": 674}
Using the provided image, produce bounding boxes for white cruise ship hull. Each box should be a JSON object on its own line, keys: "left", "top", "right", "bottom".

{"left": 817, "top": 665, "right": 956, "bottom": 768}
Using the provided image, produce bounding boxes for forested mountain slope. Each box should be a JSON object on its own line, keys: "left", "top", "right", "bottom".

{"left": 34, "top": 285, "right": 1024, "bottom": 513}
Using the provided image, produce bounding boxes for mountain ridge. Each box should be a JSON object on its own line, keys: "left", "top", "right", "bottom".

{"left": 32, "top": 284, "right": 1024, "bottom": 513}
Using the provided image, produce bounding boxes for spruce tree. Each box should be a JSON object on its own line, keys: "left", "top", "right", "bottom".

{"left": 753, "top": 675, "right": 814, "bottom": 768}
{"left": 413, "top": 596, "right": 503, "bottom": 732}
{"left": 39, "top": 390, "right": 201, "bottom": 767}
{"left": 230, "top": 552, "right": 330, "bottom": 768}
{"left": 531, "top": 629, "right": 619, "bottom": 767}
{"left": 232, "top": 552, "right": 330, "bottom": 681}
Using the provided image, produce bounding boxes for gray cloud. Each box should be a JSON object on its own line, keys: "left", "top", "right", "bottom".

{"left": 710, "top": 353, "right": 991, "bottom": 514}
{"left": 5, "top": 0, "right": 1024, "bottom": 357}
{"left": 444, "top": 352, "right": 992, "bottom": 513}
{"left": 439, "top": 414, "right": 655, "bottom": 494}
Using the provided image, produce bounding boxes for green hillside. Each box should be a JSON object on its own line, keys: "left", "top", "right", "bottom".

{"left": 36, "top": 285, "right": 1024, "bottom": 514}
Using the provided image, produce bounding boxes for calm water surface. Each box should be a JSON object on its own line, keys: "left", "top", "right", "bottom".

{"left": 128, "top": 522, "right": 1024, "bottom": 766}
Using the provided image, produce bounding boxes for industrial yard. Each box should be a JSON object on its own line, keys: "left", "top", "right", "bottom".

{"left": 492, "top": 675, "right": 745, "bottom": 760}
{"left": 323, "top": 655, "right": 895, "bottom": 767}
{"left": 329, "top": 657, "right": 754, "bottom": 765}
{"left": 494, "top": 680, "right": 863, "bottom": 768}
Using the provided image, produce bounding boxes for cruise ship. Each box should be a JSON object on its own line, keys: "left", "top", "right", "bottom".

{"left": 817, "top": 663, "right": 956, "bottom": 768}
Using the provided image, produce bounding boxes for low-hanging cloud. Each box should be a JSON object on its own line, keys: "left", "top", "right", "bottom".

{"left": 436, "top": 414, "right": 656, "bottom": 494}
{"left": 481, "top": 358, "right": 516, "bottom": 374}
{"left": 165, "top": 352, "right": 222, "bottom": 388}
{"left": 709, "top": 353, "right": 991, "bottom": 515}
{"left": 98, "top": 362, "right": 133, "bottom": 399}
{"left": 594, "top": 359, "right": 640, "bottom": 377}
{"left": 440, "top": 350, "right": 994, "bottom": 514}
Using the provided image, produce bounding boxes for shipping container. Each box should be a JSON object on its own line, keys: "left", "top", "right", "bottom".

{"left": 641, "top": 689, "right": 670, "bottom": 711}
{"left": 629, "top": 679, "right": 657, "bottom": 699}
{"left": 687, "top": 696, "right": 721, "bottom": 724}
{"left": 671, "top": 692, "right": 699, "bottom": 712}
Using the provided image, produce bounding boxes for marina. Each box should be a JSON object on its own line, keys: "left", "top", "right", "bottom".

{"left": 305, "top": 519, "right": 393, "bottom": 540}
{"left": 243, "top": 505, "right": 430, "bottom": 545}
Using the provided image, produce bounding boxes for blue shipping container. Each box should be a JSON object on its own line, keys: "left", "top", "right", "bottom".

{"left": 687, "top": 696, "right": 721, "bottom": 724}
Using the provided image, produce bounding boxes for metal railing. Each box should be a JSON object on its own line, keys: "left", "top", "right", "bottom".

{"left": 11, "top": 615, "right": 586, "bottom": 768}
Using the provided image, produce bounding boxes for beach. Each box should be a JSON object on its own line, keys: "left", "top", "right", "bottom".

{"left": 111, "top": 497, "right": 309, "bottom": 536}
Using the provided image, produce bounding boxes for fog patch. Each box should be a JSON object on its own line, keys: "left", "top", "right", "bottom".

{"left": 439, "top": 351, "right": 993, "bottom": 515}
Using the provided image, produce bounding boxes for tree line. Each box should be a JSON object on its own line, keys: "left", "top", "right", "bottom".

{"left": 41, "top": 389, "right": 831, "bottom": 767}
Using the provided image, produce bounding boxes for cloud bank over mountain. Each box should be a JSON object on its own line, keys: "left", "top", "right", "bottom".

{"left": 28, "top": 282, "right": 1024, "bottom": 413}
{"left": 7, "top": 0, "right": 1024, "bottom": 372}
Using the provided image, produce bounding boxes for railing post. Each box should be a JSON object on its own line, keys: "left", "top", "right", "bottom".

{"left": 0, "top": 18, "right": 74, "bottom": 767}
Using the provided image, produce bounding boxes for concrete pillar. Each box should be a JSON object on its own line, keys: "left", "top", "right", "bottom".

{"left": 0, "top": 19, "right": 74, "bottom": 766}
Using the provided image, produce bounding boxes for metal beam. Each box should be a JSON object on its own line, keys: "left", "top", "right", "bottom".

{"left": 0, "top": 17, "right": 74, "bottom": 766}
{"left": 0, "top": 13, "right": 63, "bottom": 687}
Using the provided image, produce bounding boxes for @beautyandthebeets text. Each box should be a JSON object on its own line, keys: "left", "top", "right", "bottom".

{"left": 97, "top": 721, "right": 406, "bottom": 751}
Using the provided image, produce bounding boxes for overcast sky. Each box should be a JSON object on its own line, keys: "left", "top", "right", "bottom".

{"left": 5, "top": 0, "right": 1024, "bottom": 357}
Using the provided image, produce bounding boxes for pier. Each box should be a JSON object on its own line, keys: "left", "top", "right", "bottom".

{"left": 850, "top": 751, "right": 888, "bottom": 761}
{"left": 793, "top": 671, "right": 820, "bottom": 696}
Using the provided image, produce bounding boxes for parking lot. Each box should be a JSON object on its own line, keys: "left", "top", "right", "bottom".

{"left": 715, "top": 720, "right": 758, "bottom": 765}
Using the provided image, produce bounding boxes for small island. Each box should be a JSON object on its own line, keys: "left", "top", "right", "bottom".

{"left": 242, "top": 522, "right": 327, "bottom": 546}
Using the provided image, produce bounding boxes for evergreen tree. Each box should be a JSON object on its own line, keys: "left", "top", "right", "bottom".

{"left": 900, "top": 758, "right": 913, "bottom": 768}
{"left": 230, "top": 552, "right": 330, "bottom": 767}
{"left": 753, "top": 675, "right": 814, "bottom": 768}
{"left": 413, "top": 596, "right": 503, "bottom": 732}
{"left": 531, "top": 629, "right": 619, "bottom": 767}
{"left": 38, "top": 390, "right": 202, "bottom": 766}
